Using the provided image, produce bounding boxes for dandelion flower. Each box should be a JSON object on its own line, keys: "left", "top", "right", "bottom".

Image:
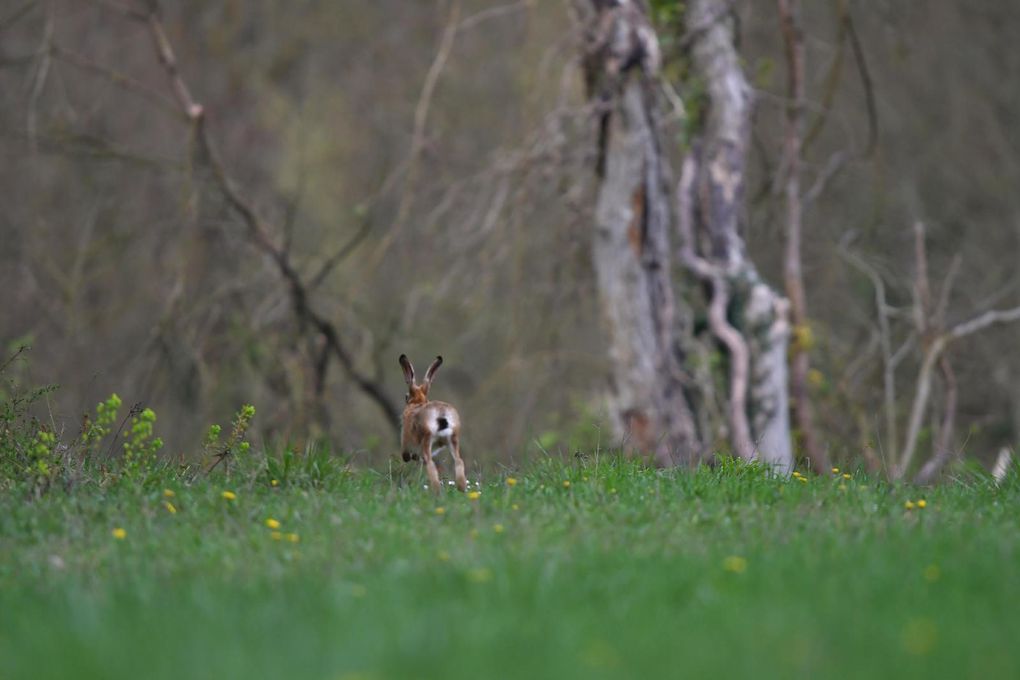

{"left": 221, "top": 491, "right": 237, "bottom": 501}
{"left": 797, "top": 476, "right": 808, "bottom": 483}
{"left": 163, "top": 489, "right": 175, "bottom": 498}
{"left": 904, "top": 500, "right": 915, "bottom": 510}
{"left": 435, "top": 507, "right": 446, "bottom": 516}
{"left": 265, "top": 518, "right": 281, "bottom": 529}
{"left": 832, "top": 467, "right": 840, "bottom": 474}
{"left": 563, "top": 480, "right": 571, "bottom": 489}
{"left": 112, "top": 527, "right": 127, "bottom": 540}
{"left": 285, "top": 533, "right": 300, "bottom": 543}
{"left": 609, "top": 488, "right": 617, "bottom": 494}
{"left": 506, "top": 477, "right": 517, "bottom": 487}
{"left": 493, "top": 524, "right": 504, "bottom": 534}
{"left": 163, "top": 501, "right": 177, "bottom": 514}
{"left": 270, "top": 479, "right": 279, "bottom": 487}
{"left": 467, "top": 491, "right": 481, "bottom": 500}
{"left": 842, "top": 473, "right": 852, "bottom": 480}
{"left": 270, "top": 531, "right": 283, "bottom": 541}
{"left": 722, "top": 555, "right": 747, "bottom": 573}
{"left": 512, "top": 503, "right": 520, "bottom": 511}
{"left": 917, "top": 499, "right": 927, "bottom": 509}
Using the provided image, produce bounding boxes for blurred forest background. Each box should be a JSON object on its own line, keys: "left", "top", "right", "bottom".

{"left": 2, "top": 0, "right": 1019, "bottom": 476}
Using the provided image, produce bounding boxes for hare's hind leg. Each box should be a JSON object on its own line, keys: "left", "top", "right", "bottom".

{"left": 421, "top": 433, "right": 442, "bottom": 494}
{"left": 451, "top": 432, "right": 467, "bottom": 492}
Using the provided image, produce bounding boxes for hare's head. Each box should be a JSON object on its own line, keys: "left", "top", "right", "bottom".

{"left": 399, "top": 354, "right": 443, "bottom": 406}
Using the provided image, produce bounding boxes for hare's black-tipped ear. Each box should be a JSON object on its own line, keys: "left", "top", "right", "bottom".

{"left": 399, "top": 354, "right": 415, "bottom": 385}
{"left": 424, "top": 355, "right": 443, "bottom": 385}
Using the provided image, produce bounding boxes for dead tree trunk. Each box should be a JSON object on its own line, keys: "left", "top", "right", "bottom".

{"left": 581, "top": 0, "right": 700, "bottom": 465}
{"left": 681, "top": 0, "right": 794, "bottom": 473}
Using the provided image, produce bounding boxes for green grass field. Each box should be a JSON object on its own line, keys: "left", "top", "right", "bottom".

{"left": 1, "top": 456, "right": 1018, "bottom": 680}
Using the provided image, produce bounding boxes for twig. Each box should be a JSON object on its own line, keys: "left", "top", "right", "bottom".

{"left": 133, "top": 6, "right": 401, "bottom": 432}
{"left": 802, "top": 150, "right": 847, "bottom": 206}
{"left": 913, "top": 352, "right": 957, "bottom": 484}
{"left": 898, "top": 304, "right": 1020, "bottom": 479}
{"left": 778, "top": 0, "right": 828, "bottom": 473}
{"left": 838, "top": 239, "right": 898, "bottom": 466}
{"left": 308, "top": 215, "right": 374, "bottom": 290}
{"left": 26, "top": 2, "right": 53, "bottom": 152}
{"left": 366, "top": 0, "right": 461, "bottom": 269}
{"left": 457, "top": 0, "right": 529, "bottom": 32}
{"left": 50, "top": 45, "right": 185, "bottom": 120}
{"left": 104, "top": 402, "right": 143, "bottom": 459}
{"left": 844, "top": 7, "right": 878, "bottom": 157}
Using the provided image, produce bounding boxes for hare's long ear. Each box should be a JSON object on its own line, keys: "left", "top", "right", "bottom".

{"left": 424, "top": 355, "right": 443, "bottom": 385}
{"left": 399, "top": 354, "right": 415, "bottom": 385}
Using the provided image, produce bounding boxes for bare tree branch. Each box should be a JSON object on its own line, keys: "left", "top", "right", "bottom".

{"left": 898, "top": 304, "right": 1020, "bottom": 479}
{"left": 26, "top": 2, "right": 53, "bottom": 152}
{"left": 778, "top": 0, "right": 828, "bottom": 473}
{"left": 132, "top": 4, "right": 401, "bottom": 433}
{"left": 838, "top": 239, "right": 898, "bottom": 466}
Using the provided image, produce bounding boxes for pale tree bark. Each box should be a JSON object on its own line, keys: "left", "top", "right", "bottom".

{"left": 683, "top": 0, "right": 793, "bottom": 473}
{"left": 777, "top": 0, "right": 829, "bottom": 474}
{"left": 580, "top": 0, "right": 700, "bottom": 465}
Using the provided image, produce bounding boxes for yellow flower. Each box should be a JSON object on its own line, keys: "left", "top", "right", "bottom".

{"left": 808, "top": 368, "right": 825, "bottom": 387}
{"left": 917, "top": 499, "right": 927, "bottom": 509}
{"left": 163, "top": 501, "right": 177, "bottom": 514}
{"left": 435, "top": 507, "right": 446, "bottom": 516}
{"left": 265, "top": 518, "right": 281, "bottom": 529}
{"left": 842, "top": 473, "right": 852, "bottom": 480}
{"left": 904, "top": 500, "right": 915, "bottom": 510}
{"left": 163, "top": 489, "right": 175, "bottom": 498}
{"left": 493, "top": 524, "right": 505, "bottom": 534}
{"left": 270, "top": 479, "right": 279, "bottom": 487}
{"left": 468, "top": 568, "right": 492, "bottom": 583}
{"left": 111, "top": 527, "right": 126, "bottom": 540}
{"left": 511, "top": 503, "right": 520, "bottom": 511}
{"left": 722, "top": 555, "right": 747, "bottom": 573}
{"left": 838, "top": 484, "right": 848, "bottom": 492}
{"left": 797, "top": 476, "right": 808, "bottom": 483}
{"left": 270, "top": 531, "right": 283, "bottom": 541}
{"left": 563, "top": 480, "right": 571, "bottom": 489}
{"left": 285, "top": 533, "right": 300, "bottom": 543}
{"left": 609, "top": 488, "right": 617, "bottom": 494}
{"left": 831, "top": 467, "right": 840, "bottom": 474}
{"left": 467, "top": 491, "right": 481, "bottom": 500}
{"left": 221, "top": 491, "right": 237, "bottom": 501}
{"left": 506, "top": 477, "right": 517, "bottom": 487}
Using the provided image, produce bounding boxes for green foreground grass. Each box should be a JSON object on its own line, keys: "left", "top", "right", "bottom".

{"left": 1, "top": 457, "right": 1018, "bottom": 679}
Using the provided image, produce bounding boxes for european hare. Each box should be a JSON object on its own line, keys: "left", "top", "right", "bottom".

{"left": 399, "top": 354, "right": 466, "bottom": 493}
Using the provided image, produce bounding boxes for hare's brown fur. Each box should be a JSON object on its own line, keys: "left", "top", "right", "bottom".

{"left": 399, "top": 355, "right": 466, "bottom": 493}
